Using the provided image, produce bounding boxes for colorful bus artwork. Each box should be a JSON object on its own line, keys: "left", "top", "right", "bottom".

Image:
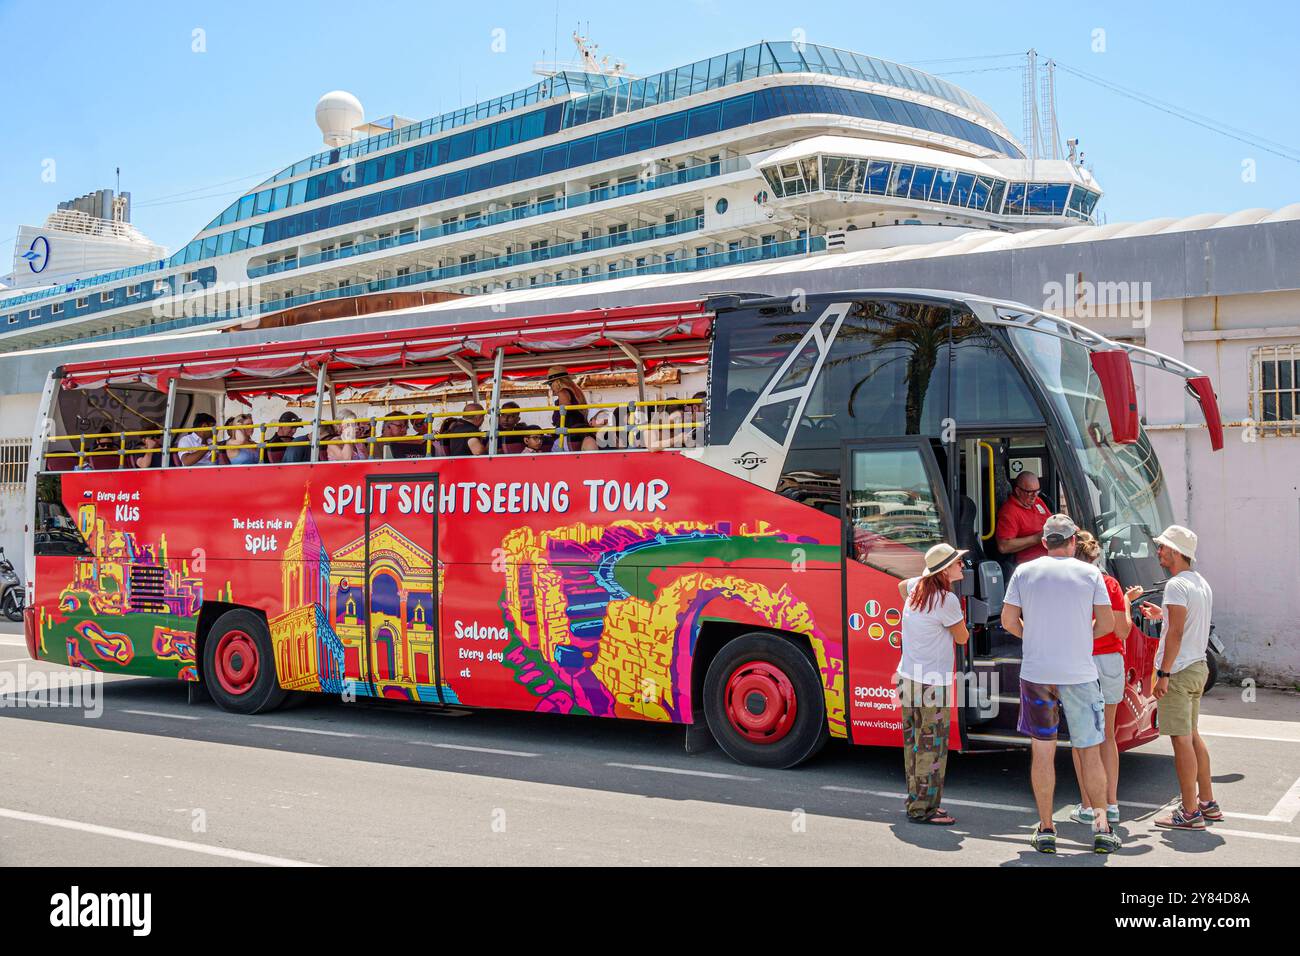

{"left": 23, "top": 290, "right": 1225, "bottom": 767}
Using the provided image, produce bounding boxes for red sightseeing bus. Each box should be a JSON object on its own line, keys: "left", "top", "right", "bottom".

{"left": 22, "top": 290, "right": 1224, "bottom": 767}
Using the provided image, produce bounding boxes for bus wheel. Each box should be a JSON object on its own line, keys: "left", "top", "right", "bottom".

{"left": 703, "top": 635, "right": 829, "bottom": 769}
{"left": 202, "top": 609, "right": 286, "bottom": 715}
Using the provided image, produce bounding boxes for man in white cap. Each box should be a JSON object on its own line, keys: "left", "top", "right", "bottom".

{"left": 1001, "top": 514, "right": 1120, "bottom": 854}
{"left": 1140, "top": 525, "right": 1220, "bottom": 830}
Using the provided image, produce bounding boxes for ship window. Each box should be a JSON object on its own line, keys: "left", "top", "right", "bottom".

{"left": 721, "top": 95, "right": 754, "bottom": 129}
{"left": 467, "top": 164, "right": 492, "bottom": 193}
{"left": 448, "top": 132, "right": 472, "bottom": 162}
{"left": 951, "top": 173, "right": 975, "bottom": 207}
{"left": 515, "top": 151, "right": 541, "bottom": 180}
{"left": 687, "top": 103, "right": 722, "bottom": 137}
{"left": 1004, "top": 183, "right": 1027, "bottom": 215}
{"left": 654, "top": 112, "right": 687, "bottom": 146}
{"left": 568, "top": 137, "right": 595, "bottom": 167}
{"left": 490, "top": 157, "right": 515, "bottom": 186}
{"left": 596, "top": 130, "right": 623, "bottom": 160}
{"left": 625, "top": 121, "right": 654, "bottom": 153}
{"left": 908, "top": 165, "right": 935, "bottom": 201}
{"left": 541, "top": 145, "right": 568, "bottom": 174}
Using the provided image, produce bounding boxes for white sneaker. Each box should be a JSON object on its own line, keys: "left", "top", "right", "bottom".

{"left": 1069, "top": 804, "right": 1097, "bottom": 825}
{"left": 1107, "top": 804, "right": 1120, "bottom": 824}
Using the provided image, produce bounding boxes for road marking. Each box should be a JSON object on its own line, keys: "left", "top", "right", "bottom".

{"left": 0, "top": 806, "right": 320, "bottom": 866}
{"left": 606, "top": 762, "right": 758, "bottom": 781}
{"left": 1122, "top": 798, "right": 1277, "bottom": 822}
{"left": 1199, "top": 713, "right": 1300, "bottom": 743}
{"left": 1210, "top": 828, "right": 1300, "bottom": 845}
{"left": 1125, "top": 776, "right": 1300, "bottom": 823}
{"left": 822, "top": 784, "right": 1033, "bottom": 813}
{"left": 250, "top": 723, "right": 362, "bottom": 738}
{"left": 0, "top": 638, "right": 27, "bottom": 647}
{"left": 123, "top": 709, "right": 201, "bottom": 721}
{"left": 404, "top": 740, "right": 540, "bottom": 757}
{"left": 1266, "top": 775, "right": 1300, "bottom": 823}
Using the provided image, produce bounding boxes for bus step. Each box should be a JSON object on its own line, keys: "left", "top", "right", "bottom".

{"left": 966, "top": 731, "right": 1076, "bottom": 749}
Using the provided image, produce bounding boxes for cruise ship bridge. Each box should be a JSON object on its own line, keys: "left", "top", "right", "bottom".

{"left": 1, "top": 40, "right": 1098, "bottom": 353}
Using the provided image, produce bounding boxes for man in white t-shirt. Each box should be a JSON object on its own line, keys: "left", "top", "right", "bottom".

{"left": 1139, "top": 525, "right": 1219, "bottom": 830}
{"left": 1001, "top": 514, "right": 1119, "bottom": 854}
{"left": 176, "top": 413, "right": 217, "bottom": 466}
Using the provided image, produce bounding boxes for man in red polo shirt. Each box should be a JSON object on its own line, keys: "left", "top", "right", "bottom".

{"left": 996, "top": 471, "right": 1052, "bottom": 563}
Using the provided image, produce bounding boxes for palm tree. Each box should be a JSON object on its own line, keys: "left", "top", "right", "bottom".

{"left": 838, "top": 301, "right": 986, "bottom": 433}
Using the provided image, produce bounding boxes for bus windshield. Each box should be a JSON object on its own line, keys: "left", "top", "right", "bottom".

{"left": 1004, "top": 318, "right": 1174, "bottom": 584}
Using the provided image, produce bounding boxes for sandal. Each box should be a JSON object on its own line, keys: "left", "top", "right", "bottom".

{"left": 908, "top": 808, "right": 957, "bottom": 825}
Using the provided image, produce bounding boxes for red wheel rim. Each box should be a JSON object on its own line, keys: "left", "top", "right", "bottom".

{"left": 723, "top": 660, "right": 798, "bottom": 744}
{"left": 213, "top": 629, "right": 259, "bottom": 696}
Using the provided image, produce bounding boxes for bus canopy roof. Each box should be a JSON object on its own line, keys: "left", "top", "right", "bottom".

{"left": 58, "top": 300, "right": 713, "bottom": 395}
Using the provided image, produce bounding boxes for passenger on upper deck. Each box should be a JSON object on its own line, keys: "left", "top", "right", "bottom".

{"left": 227, "top": 415, "right": 259, "bottom": 465}
{"left": 270, "top": 412, "right": 308, "bottom": 464}
{"left": 327, "top": 410, "right": 366, "bottom": 461}
{"left": 380, "top": 416, "right": 419, "bottom": 459}
{"left": 440, "top": 403, "right": 488, "bottom": 456}
{"left": 177, "top": 413, "right": 217, "bottom": 466}
{"left": 545, "top": 368, "right": 598, "bottom": 452}
{"left": 132, "top": 435, "right": 162, "bottom": 469}
{"left": 496, "top": 402, "right": 525, "bottom": 454}
{"left": 995, "top": 471, "right": 1052, "bottom": 564}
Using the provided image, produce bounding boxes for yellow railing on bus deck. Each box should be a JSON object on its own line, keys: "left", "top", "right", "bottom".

{"left": 45, "top": 399, "right": 706, "bottom": 468}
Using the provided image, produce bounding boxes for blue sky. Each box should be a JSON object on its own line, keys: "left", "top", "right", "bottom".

{"left": 2, "top": 0, "right": 1296, "bottom": 257}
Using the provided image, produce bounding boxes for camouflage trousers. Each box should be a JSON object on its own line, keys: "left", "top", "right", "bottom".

{"left": 898, "top": 676, "right": 951, "bottom": 819}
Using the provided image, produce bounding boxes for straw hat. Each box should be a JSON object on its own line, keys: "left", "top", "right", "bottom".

{"left": 1153, "top": 525, "right": 1198, "bottom": 562}
{"left": 920, "top": 543, "right": 967, "bottom": 577}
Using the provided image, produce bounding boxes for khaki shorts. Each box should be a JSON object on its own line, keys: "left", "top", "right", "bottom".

{"left": 1157, "top": 660, "right": 1208, "bottom": 737}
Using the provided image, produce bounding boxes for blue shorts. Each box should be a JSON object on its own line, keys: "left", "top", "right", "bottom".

{"left": 1018, "top": 679, "right": 1106, "bottom": 749}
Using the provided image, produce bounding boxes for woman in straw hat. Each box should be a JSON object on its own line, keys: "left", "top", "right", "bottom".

{"left": 896, "top": 542, "right": 969, "bottom": 824}
{"left": 545, "top": 366, "right": 598, "bottom": 452}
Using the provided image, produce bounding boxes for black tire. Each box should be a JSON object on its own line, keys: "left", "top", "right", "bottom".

{"left": 201, "top": 609, "right": 286, "bottom": 715}
{"left": 2, "top": 590, "right": 21, "bottom": 623}
{"left": 703, "top": 633, "right": 829, "bottom": 769}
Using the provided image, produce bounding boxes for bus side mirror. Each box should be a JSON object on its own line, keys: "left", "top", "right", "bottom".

{"left": 1186, "top": 375, "right": 1225, "bottom": 451}
{"left": 1090, "top": 350, "right": 1139, "bottom": 444}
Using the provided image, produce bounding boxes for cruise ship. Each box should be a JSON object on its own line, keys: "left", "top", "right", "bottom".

{"left": 0, "top": 37, "right": 1101, "bottom": 353}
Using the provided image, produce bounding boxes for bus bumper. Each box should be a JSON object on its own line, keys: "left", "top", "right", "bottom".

{"left": 23, "top": 604, "right": 38, "bottom": 660}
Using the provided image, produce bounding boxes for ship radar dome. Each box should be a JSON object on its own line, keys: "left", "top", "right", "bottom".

{"left": 315, "top": 91, "right": 364, "bottom": 148}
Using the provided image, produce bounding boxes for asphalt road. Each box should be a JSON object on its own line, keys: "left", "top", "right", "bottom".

{"left": 1, "top": 621, "right": 1297, "bottom": 866}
